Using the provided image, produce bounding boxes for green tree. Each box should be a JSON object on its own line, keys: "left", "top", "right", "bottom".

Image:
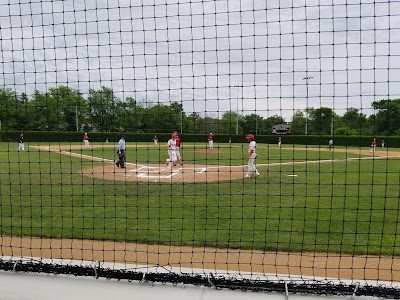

{"left": 342, "top": 107, "right": 367, "bottom": 134}
{"left": 47, "top": 86, "right": 87, "bottom": 131}
{"left": 170, "top": 102, "right": 184, "bottom": 133}
{"left": 290, "top": 110, "right": 306, "bottom": 135}
{"left": 203, "top": 115, "right": 220, "bottom": 135}
{"left": 219, "top": 111, "right": 240, "bottom": 135}
{"left": 87, "top": 87, "right": 120, "bottom": 132}
{"left": 28, "top": 90, "right": 63, "bottom": 131}
{"left": 142, "top": 103, "right": 174, "bottom": 133}
{"left": 117, "top": 97, "right": 144, "bottom": 132}
{"left": 262, "top": 115, "right": 285, "bottom": 134}
{"left": 372, "top": 99, "right": 400, "bottom": 135}
{"left": 241, "top": 114, "right": 264, "bottom": 135}
{"left": 0, "top": 88, "right": 19, "bottom": 130}
{"left": 334, "top": 127, "right": 358, "bottom": 136}
{"left": 186, "top": 112, "right": 203, "bottom": 134}
{"left": 308, "top": 107, "right": 335, "bottom": 135}
{"left": 15, "top": 92, "right": 31, "bottom": 131}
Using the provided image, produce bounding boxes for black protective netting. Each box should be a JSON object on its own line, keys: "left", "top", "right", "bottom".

{"left": 0, "top": 0, "right": 399, "bottom": 298}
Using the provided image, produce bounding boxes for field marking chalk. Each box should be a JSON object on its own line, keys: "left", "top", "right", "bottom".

{"left": 196, "top": 168, "right": 207, "bottom": 174}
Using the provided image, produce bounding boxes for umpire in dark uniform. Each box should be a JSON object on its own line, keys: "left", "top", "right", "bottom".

{"left": 116, "top": 135, "right": 126, "bottom": 168}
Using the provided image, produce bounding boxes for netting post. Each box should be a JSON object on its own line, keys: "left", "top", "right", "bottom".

{"left": 351, "top": 282, "right": 360, "bottom": 299}
{"left": 285, "top": 281, "right": 289, "bottom": 300}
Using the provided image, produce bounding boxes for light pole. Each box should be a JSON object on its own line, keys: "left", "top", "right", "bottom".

{"left": 236, "top": 85, "right": 239, "bottom": 135}
{"left": 305, "top": 108, "right": 309, "bottom": 136}
{"left": 73, "top": 101, "right": 79, "bottom": 132}
{"left": 180, "top": 110, "right": 183, "bottom": 134}
{"left": 303, "top": 76, "right": 313, "bottom": 135}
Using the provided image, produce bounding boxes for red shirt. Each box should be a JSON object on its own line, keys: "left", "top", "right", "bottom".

{"left": 175, "top": 136, "right": 181, "bottom": 147}
{"left": 83, "top": 134, "right": 89, "bottom": 140}
{"left": 372, "top": 140, "right": 377, "bottom": 146}
{"left": 153, "top": 136, "right": 158, "bottom": 141}
{"left": 208, "top": 135, "right": 213, "bottom": 141}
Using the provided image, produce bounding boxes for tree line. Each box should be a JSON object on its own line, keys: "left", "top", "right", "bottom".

{"left": 0, "top": 86, "right": 398, "bottom": 136}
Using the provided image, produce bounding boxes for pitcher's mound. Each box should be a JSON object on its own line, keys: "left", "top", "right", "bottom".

{"left": 82, "top": 163, "right": 246, "bottom": 183}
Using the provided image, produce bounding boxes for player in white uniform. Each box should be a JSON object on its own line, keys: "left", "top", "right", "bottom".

{"left": 245, "top": 134, "right": 260, "bottom": 178}
{"left": 166, "top": 133, "right": 177, "bottom": 171}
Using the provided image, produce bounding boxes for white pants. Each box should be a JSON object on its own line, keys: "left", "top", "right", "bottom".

{"left": 176, "top": 147, "right": 181, "bottom": 159}
{"left": 154, "top": 140, "right": 158, "bottom": 145}
{"left": 209, "top": 140, "right": 213, "bottom": 149}
{"left": 167, "top": 149, "right": 177, "bottom": 168}
{"left": 370, "top": 146, "right": 376, "bottom": 152}
{"left": 18, "top": 143, "right": 24, "bottom": 151}
{"left": 84, "top": 140, "right": 89, "bottom": 148}
{"left": 278, "top": 142, "right": 281, "bottom": 148}
{"left": 246, "top": 154, "right": 259, "bottom": 177}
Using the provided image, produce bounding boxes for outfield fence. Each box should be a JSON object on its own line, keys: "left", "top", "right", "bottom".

{"left": 1, "top": 0, "right": 400, "bottom": 298}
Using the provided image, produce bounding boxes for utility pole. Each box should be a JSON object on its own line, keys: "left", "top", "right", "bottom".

{"left": 180, "top": 110, "right": 183, "bottom": 134}
{"left": 236, "top": 85, "right": 239, "bottom": 135}
{"left": 303, "top": 76, "right": 313, "bottom": 135}
{"left": 74, "top": 101, "right": 79, "bottom": 132}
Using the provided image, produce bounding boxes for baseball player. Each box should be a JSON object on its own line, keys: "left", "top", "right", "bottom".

{"left": 278, "top": 136, "right": 282, "bottom": 149}
{"left": 115, "top": 135, "right": 126, "bottom": 168}
{"left": 381, "top": 139, "right": 385, "bottom": 148}
{"left": 18, "top": 133, "right": 25, "bottom": 151}
{"left": 173, "top": 131, "right": 183, "bottom": 166}
{"left": 328, "top": 139, "right": 334, "bottom": 151}
{"left": 245, "top": 134, "right": 260, "bottom": 178}
{"left": 153, "top": 135, "right": 158, "bottom": 145}
{"left": 208, "top": 133, "right": 214, "bottom": 150}
{"left": 83, "top": 133, "right": 90, "bottom": 149}
{"left": 166, "top": 133, "right": 178, "bottom": 171}
{"left": 370, "top": 138, "right": 377, "bottom": 153}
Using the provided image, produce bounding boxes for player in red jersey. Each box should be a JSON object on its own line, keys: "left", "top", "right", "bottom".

{"left": 370, "top": 138, "right": 377, "bottom": 153}
{"left": 173, "top": 131, "right": 183, "bottom": 166}
{"left": 208, "top": 133, "right": 214, "bottom": 149}
{"left": 83, "top": 133, "right": 90, "bottom": 149}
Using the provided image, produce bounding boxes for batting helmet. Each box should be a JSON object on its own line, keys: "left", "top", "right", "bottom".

{"left": 246, "top": 134, "right": 254, "bottom": 141}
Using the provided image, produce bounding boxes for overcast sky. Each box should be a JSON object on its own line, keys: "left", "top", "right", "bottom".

{"left": 0, "top": 0, "right": 399, "bottom": 120}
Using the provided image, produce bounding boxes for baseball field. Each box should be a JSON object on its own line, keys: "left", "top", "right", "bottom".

{"left": 0, "top": 141, "right": 399, "bottom": 280}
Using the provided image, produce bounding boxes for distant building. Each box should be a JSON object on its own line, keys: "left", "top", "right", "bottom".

{"left": 272, "top": 124, "right": 291, "bottom": 135}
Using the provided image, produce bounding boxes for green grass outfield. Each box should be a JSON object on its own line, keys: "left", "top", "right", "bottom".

{"left": 0, "top": 142, "right": 399, "bottom": 256}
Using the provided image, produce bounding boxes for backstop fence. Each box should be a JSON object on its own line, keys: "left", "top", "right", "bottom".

{"left": 0, "top": 0, "right": 400, "bottom": 298}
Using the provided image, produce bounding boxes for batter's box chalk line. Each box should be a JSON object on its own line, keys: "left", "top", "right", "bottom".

{"left": 127, "top": 165, "right": 209, "bottom": 179}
